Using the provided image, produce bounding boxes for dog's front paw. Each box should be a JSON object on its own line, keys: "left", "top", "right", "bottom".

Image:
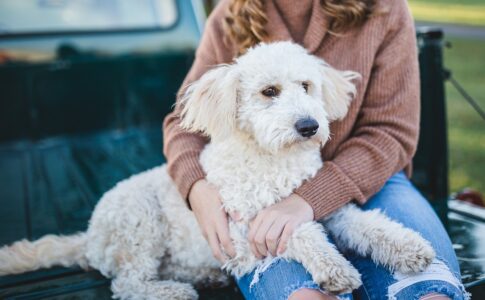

{"left": 393, "top": 234, "right": 436, "bottom": 273}
{"left": 312, "top": 255, "right": 362, "bottom": 294}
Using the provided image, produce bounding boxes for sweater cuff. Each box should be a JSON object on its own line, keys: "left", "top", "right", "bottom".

{"left": 168, "top": 151, "right": 206, "bottom": 205}
{"left": 294, "top": 162, "right": 366, "bottom": 220}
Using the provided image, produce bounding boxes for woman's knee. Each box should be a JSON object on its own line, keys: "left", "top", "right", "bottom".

{"left": 387, "top": 259, "right": 469, "bottom": 300}
{"left": 288, "top": 288, "right": 336, "bottom": 300}
{"left": 419, "top": 293, "right": 451, "bottom": 300}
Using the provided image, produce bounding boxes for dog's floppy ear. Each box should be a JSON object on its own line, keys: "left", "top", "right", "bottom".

{"left": 319, "top": 63, "right": 361, "bottom": 121}
{"left": 180, "top": 64, "right": 238, "bottom": 140}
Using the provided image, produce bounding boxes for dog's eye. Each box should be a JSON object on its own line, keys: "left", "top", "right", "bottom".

{"left": 261, "top": 86, "right": 280, "bottom": 98}
{"left": 302, "top": 82, "right": 309, "bottom": 93}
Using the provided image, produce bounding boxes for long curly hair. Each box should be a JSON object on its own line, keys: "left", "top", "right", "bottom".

{"left": 223, "top": 0, "right": 376, "bottom": 55}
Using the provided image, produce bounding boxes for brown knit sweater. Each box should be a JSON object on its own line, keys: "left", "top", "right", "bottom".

{"left": 162, "top": 0, "right": 420, "bottom": 220}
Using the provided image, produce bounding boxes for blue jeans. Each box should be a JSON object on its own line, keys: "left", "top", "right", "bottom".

{"left": 236, "top": 172, "right": 469, "bottom": 300}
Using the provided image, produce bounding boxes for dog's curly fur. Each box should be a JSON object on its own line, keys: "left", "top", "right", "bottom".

{"left": 0, "top": 42, "right": 435, "bottom": 299}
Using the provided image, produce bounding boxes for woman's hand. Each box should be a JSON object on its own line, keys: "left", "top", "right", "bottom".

{"left": 248, "top": 194, "right": 314, "bottom": 258}
{"left": 188, "top": 179, "right": 236, "bottom": 262}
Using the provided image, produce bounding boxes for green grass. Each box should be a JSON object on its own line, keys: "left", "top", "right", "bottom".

{"left": 443, "top": 37, "right": 485, "bottom": 193}
{"left": 408, "top": 0, "right": 485, "bottom": 26}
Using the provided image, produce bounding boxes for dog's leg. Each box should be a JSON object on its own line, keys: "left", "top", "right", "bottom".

{"left": 98, "top": 217, "right": 199, "bottom": 300}
{"left": 160, "top": 264, "right": 229, "bottom": 289}
{"left": 324, "top": 204, "right": 435, "bottom": 273}
{"left": 283, "top": 221, "right": 362, "bottom": 294}
{"left": 107, "top": 231, "right": 197, "bottom": 300}
{"left": 84, "top": 166, "right": 199, "bottom": 299}
{"left": 112, "top": 270, "right": 198, "bottom": 300}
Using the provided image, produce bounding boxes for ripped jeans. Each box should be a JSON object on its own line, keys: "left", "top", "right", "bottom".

{"left": 235, "top": 172, "right": 469, "bottom": 300}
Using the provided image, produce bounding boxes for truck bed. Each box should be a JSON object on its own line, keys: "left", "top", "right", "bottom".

{"left": 0, "top": 127, "right": 245, "bottom": 299}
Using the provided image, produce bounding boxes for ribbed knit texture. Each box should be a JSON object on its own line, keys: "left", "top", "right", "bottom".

{"left": 162, "top": 0, "right": 420, "bottom": 220}
{"left": 273, "top": 0, "right": 313, "bottom": 43}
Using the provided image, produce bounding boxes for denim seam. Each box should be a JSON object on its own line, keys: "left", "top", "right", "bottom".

{"left": 351, "top": 259, "right": 378, "bottom": 300}
{"left": 360, "top": 280, "right": 373, "bottom": 300}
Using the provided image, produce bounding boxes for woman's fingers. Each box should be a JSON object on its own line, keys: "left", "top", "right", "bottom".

{"left": 216, "top": 213, "right": 236, "bottom": 258}
{"left": 277, "top": 222, "right": 296, "bottom": 255}
{"left": 248, "top": 214, "right": 264, "bottom": 258}
{"left": 251, "top": 215, "right": 276, "bottom": 257}
{"left": 253, "top": 222, "right": 271, "bottom": 257}
{"left": 249, "top": 237, "right": 262, "bottom": 259}
{"left": 207, "top": 217, "right": 237, "bottom": 261}
{"left": 188, "top": 180, "right": 238, "bottom": 262}
{"left": 207, "top": 231, "right": 225, "bottom": 262}
{"left": 265, "top": 218, "right": 288, "bottom": 256}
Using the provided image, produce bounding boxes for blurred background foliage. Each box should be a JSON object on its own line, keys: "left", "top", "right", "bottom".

{"left": 443, "top": 37, "right": 485, "bottom": 194}
{"left": 408, "top": 0, "right": 485, "bottom": 194}
{"left": 408, "top": 0, "right": 485, "bottom": 26}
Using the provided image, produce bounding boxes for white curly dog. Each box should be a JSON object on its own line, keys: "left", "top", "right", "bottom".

{"left": 0, "top": 42, "right": 435, "bottom": 300}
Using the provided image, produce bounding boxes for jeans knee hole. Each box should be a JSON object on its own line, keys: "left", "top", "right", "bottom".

{"left": 285, "top": 281, "right": 323, "bottom": 300}
{"left": 388, "top": 259, "right": 470, "bottom": 300}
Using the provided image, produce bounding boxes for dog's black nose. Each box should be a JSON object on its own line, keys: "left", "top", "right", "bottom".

{"left": 295, "top": 118, "right": 319, "bottom": 137}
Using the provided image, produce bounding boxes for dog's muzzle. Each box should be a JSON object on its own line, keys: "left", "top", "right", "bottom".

{"left": 295, "top": 118, "right": 319, "bottom": 137}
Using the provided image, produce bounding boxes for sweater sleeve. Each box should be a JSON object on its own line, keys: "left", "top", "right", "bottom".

{"left": 163, "top": 7, "right": 228, "bottom": 202}
{"left": 294, "top": 0, "right": 421, "bottom": 220}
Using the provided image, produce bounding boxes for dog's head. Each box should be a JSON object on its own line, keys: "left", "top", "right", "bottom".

{"left": 181, "top": 42, "right": 360, "bottom": 153}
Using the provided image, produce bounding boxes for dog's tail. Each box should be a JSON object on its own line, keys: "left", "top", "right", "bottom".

{"left": 0, "top": 233, "right": 88, "bottom": 276}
